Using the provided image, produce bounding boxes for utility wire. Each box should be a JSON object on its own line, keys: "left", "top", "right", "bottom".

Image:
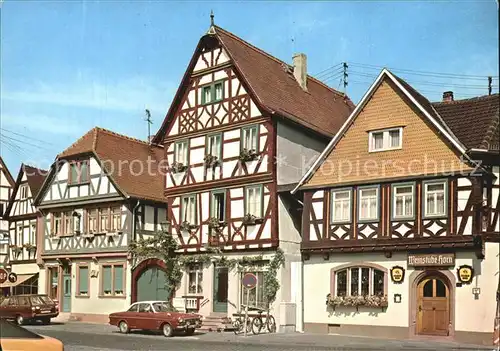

{"left": 313, "top": 62, "right": 343, "bottom": 77}
{"left": 0, "top": 133, "right": 53, "bottom": 151}
{"left": 0, "top": 127, "right": 57, "bottom": 146}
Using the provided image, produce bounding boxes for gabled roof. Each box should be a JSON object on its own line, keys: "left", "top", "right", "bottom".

{"left": 37, "top": 127, "right": 165, "bottom": 204}
{"left": 292, "top": 68, "right": 488, "bottom": 193}
{"left": 0, "top": 156, "right": 15, "bottom": 187}
{"left": 4, "top": 164, "right": 47, "bottom": 218}
{"left": 153, "top": 25, "right": 355, "bottom": 143}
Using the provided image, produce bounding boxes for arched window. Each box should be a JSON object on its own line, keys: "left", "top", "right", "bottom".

{"left": 331, "top": 263, "right": 387, "bottom": 297}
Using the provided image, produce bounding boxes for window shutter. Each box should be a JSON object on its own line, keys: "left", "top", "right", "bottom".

{"left": 102, "top": 266, "right": 112, "bottom": 293}
{"left": 79, "top": 267, "right": 88, "bottom": 294}
{"left": 114, "top": 265, "right": 124, "bottom": 293}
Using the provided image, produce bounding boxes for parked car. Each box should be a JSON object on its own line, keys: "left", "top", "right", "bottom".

{"left": 109, "top": 300, "right": 202, "bottom": 337}
{"left": 0, "top": 318, "right": 64, "bottom": 350}
{"left": 0, "top": 294, "right": 59, "bottom": 325}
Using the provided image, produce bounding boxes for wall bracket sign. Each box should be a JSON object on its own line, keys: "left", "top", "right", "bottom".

{"left": 457, "top": 265, "right": 474, "bottom": 284}
{"left": 390, "top": 266, "right": 405, "bottom": 283}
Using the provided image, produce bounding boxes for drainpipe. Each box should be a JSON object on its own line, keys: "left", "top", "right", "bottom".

{"left": 131, "top": 199, "right": 141, "bottom": 244}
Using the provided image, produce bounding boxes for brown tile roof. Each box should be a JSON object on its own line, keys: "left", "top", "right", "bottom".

{"left": 432, "top": 94, "right": 499, "bottom": 150}
{"left": 214, "top": 26, "right": 355, "bottom": 137}
{"left": 57, "top": 127, "right": 165, "bottom": 203}
{"left": 23, "top": 164, "right": 48, "bottom": 198}
{"left": 0, "top": 156, "right": 15, "bottom": 187}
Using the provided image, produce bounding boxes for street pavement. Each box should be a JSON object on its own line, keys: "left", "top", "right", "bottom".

{"left": 24, "top": 322, "right": 494, "bottom": 351}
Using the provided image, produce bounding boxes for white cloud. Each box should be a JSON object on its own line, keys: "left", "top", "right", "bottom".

{"left": 2, "top": 75, "right": 175, "bottom": 114}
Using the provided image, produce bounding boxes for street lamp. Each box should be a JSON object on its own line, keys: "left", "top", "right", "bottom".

{"left": 160, "top": 221, "right": 171, "bottom": 234}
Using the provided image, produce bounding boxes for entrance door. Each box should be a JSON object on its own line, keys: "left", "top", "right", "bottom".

{"left": 137, "top": 267, "right": 169, "bottom": 302}
{"left": 213, "top": 267, "right": 228, "bottom": 313}
{"left": 417, "top": 277, "right": 450, "bottom": 336}
{"left": 62, "top": 274, "right": 72, "bottom": 312}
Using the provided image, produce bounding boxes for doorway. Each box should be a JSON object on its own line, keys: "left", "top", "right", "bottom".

{"left": 62, "top": 268, "right": 72, "bottom": 313}
{"left": 137, "top": 266, "right": 169, "bottom": 302}
{"left": 213, "top": 266, "right": 228, "bottom": 313}
{"left": 417, "top": 276, "right": 450, "bottom": 336}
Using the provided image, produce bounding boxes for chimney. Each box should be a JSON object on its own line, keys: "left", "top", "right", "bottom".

{"left": 442, "top": 91, "right": 454, "bottom": 102}
{"left": 293, "top": 53, "right": 307, "bottom": 91}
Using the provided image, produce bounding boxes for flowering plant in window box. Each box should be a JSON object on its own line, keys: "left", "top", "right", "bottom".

{"left": 180, "top": 221, "right": 197, "bottom": 232}
{"left": 204, "top": 154, "right": 220, "bottom": 168}
{"left": 23, "top": 243, "right": 37, "bottom": 253}
{"left": 326, "top": 293, "right": 388, "bottom": 311}
{"left": 238, "top": 148, "right": 259, "bottom": 162}
{"left": 171, "top": 161, "right": 188, "bottom": 173}
{"left": 208, "top": 217, "right": 226, "bottom": 230}
{"left": 208, "top": 233, "right": 221, "bottom": 247}
{"left": 9, "top": 245, "right": 22, "bottom": 257}
{"left": 242, "top": 213, "right": 264, "bottom": 226}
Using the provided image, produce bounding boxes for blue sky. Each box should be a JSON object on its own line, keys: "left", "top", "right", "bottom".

{"left": 0, "top": 1, "right": 498, "bottom": 174}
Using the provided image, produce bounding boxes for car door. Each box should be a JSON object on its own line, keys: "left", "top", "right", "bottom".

{"left": 136, "top": 303, "right": 156, "bottom": 330}
{"left": 0, "top": 297, "right": 11, "bottom": 318}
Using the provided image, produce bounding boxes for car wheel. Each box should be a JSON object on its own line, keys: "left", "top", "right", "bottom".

{"left": 16, "top": 315, "right": 24, "bottom": 325}
{"left": 162, "top": 323, "right": 173, "bottom": 337}
{"left": 185, "top": 328, "right": 195, "bottom": 336}
{"left": 41, "top": 317, "right": 51, "bottom": 325}
{"left": 119, "top": 321, "right": 129, "bottom": 334}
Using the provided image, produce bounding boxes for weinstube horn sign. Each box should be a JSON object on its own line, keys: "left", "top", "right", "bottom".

{"left": 407, "top": 253, "right": 455, "bottom": 267}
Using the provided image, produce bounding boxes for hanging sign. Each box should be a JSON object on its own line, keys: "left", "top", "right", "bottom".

{"left": 407, "top": 253, "right": 455, "bottom": 267}
{"left": 390, "top": 266, "right": 405, "bottom": 283}
{"left": 457, "top": 265, "right": 474, "bottom": 284}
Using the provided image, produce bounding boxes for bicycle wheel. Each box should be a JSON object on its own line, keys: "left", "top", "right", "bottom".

{"left": 233, "top": 318, "right": 242, "bottom": 334}
{"left": 251, "top": 317, "right": 262, "bottom": 335}
{"left": 266, "top": 315, "right": 276, "bottom": 333}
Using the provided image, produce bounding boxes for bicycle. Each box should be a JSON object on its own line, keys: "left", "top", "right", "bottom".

{"left": 250, "top": 308, "right": 276, "bottom": 335}
{"left": 232, "top": 312, "right": 251, "bottom": 335}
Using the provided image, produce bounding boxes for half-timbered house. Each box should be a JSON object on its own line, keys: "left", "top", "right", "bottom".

{"left": 1, "top": 164, "right": 46, "bottom": 295}
{"left": 148, "top": 22, "right": 354, "bottom": 331}
{"left": 33, "top": 127, "right": 167, "bottom": 323}
{"left": 0, "top": 157, "right": 15, "bottom": 272}
{"left": 292, "top": 69, "right": 500, "bottom": 345}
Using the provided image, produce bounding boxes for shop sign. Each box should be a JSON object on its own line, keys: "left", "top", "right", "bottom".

{"left": 407, "top": 253, "right": 455, "bottom": 267}
{"left": 457, "top": 265, "right": 474, "bottom": 284}
{"left": 390, "top": 266, "right": 405, "bottom": 283}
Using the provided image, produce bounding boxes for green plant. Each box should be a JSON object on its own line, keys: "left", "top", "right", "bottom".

{"left": 171, "top": 161, "right": 188, "bottom": 173}
{"left": 239, "top": 148, "right": 259, "bottom": 162}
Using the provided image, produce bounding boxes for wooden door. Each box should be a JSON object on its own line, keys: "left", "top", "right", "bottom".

{"left": 213, "top": 267, "right": 228, "bottom": 313}
{"left": 137, "top": 267, "right": 169, "bottom": 302}
{"left": 62, "top": 274, "right": 71, "bottom": 312}
{"left": 417, "top": 277, "right": 449, "bottom": 336}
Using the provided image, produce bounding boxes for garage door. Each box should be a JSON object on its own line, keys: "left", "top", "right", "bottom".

{"left": 136, "top": 266, "right": 169, "bottom": 302}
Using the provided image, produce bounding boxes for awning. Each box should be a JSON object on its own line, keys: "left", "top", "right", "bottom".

{"left": 0, "top": 274, "right": 36, "bottom": 288}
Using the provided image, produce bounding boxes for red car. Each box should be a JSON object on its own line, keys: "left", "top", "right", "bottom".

{"left": 109, "top": 301, "right": 202, "bottom": 337}
{"left": 0, "top": 295, "right": 59, "bottom": 325}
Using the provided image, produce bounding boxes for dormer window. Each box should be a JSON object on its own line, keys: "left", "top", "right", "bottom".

{"left": 201, "top": 81, "right": 224, "bottom": 105}
{"left": 68, "top": 160, "right": 89, "bottom": 185}
{"left": 369, "top": 128, "right": 402, "bottom": 152}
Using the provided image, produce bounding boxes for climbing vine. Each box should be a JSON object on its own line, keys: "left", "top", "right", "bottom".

{"left": 129, "top": 230, "right": 285, "bottom": 305}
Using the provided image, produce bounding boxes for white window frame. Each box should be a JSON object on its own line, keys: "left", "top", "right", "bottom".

{"left": 368, "top": 127, "right": 403, "bottom": 152}
{"left": 174, "top": 140, "right": 189, "bottom": 166}
{"left": 211, "top": 190, "right": 226, "bottom": 222}
{"left": 187, "top": 265, "right": 203, "bottom": 295}
{"left": 206, "top": 134, "right": 222, "bottom": 160}
{"left": 30, "top": 223, "right": 36, "bottom": 245}
{"left": 245, "top": 185, "right": 263, "bottom": 218}
{"left": 331, "top": 188, "right": 352, "bottom": 223}
{"left": 358, "top": 186, "right": 379, "bottom": 222}
{"left": 181, "top": 194, "right": 197, "bottom": 225}
{"left": 423, "top": 180, "right": 447, "bottom": 218}
{"left": 392, "top": 183, "right": 415, "bottom": 220}
{"left": 242, "top": 125, "right": 259, "bottom": 152}
{"left": 334, "top": 266, "right": 386, "bottom": 297}
{"left": 20, "top": 185, "right": 28, "bottom": 200}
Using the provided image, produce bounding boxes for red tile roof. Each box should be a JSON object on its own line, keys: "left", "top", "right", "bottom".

{"left": 57, "top": 127, "right": 165, "bottom": 203}
{"left": 23, "top": 164, "right": 48, "bottom": 198}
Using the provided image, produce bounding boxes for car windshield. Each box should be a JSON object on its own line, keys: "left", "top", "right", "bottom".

{"left": 152, "top": 302, "right": 177, "bottom": 312}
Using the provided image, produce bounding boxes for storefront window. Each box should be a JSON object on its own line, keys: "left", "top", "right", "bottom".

{"left": 334, "top": 265, "right": 386, "bottom": 297}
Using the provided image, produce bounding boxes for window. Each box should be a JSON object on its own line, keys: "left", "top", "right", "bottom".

{"left": 201, "top": 81, "right": 224, "bottom": 105}
{"left": 188, "top": 265, "right": 203, "bottom": 294}
{"left": 392, "top": 183, "right": 415, "bottom": 219}
{"left": 0, "top": 203, "right": 3, "bottom": 217}
{"left": 100, "top": 263, "right": 125, "bottom": 297}
{"left": 63, "top": 211, "right": 73, "bottom": 235}
{"left": 331, "top": 189, "right": 351, "bottom": 223}
{"left": 68, "top": 160, "right": 90, "bottom": 185}
{"left": 47, "top": 267, "right": 58, "bottom": 300}
{"left": 111, "top": 206, "right": 121, "bottom": 232}
{"left": 77, "top": 265, "right": 89, "bottom": 296}
{"left": 242, "top": 126, "right": 259, "bottom": 152}
{"left": 181, "top": 195, "right": 197, "bottom": 225}
{"left": 424, "top": 181, "right": 447, "bottom": 217}
{"left": 20, "top": 185, "right": 28, "bottom": 200}
{"left": 334, "top": 266, "right": 386, "bottom": 297}
{"left": 88, "top": 209, "right": 98, "bottom": 233}
{"left": 240, "top": 271, "right": 266, "bottom": 309}
{"left": 16, "top": 224, "right": 23, "bottom": 246}
{"left": 30, "top": 223, "right": 36, "bottom": 244}
{"left": 369, "top": 128, "right": 402, "bottom": 152}
{"left": 99, "top": 208, "right": 110, "bottom": 232}
{"left": 206, "top": 134, "right": 222, "bottom": 160}
{"left": 245, "top": 185, "right": 263, "bottom": 218}
{"left": 358, "top": 187, "right": 378, "bottom": 221}
{"left": 127, "top": 304, "right": 139, "bottom": 312}
{"left": 174, "top": 140, "right": 189, "bottom": 165}
{"left": 211, "top": 191, "right": 225, "bottom": 221}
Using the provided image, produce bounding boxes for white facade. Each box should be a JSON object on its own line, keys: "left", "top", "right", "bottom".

{"left": 0, "top": 159, "right": 13, "bottom": 267}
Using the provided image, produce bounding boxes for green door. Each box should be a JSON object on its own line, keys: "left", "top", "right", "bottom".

{"left": 213, "top": 267, "right": 228, "bottom": 313}
{"left": 137, "top": 267, "right": 169, "bottom": 302}
{"left": 62, "top": 274, "right": 71, "bottom": 312}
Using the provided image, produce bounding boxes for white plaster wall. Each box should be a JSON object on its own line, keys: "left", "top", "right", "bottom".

{"left": 11, "top": 262, "right": 39, "bottom": 275}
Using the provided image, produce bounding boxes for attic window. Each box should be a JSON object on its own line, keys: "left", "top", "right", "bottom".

{"left": 68, "top": 160, "right": 90, "bottom": 185}
{"left": 20, "top": 185, "right": 28, "bottom": 200}
{"left": 201, "top": 81, "right": 224, "bottom": 105}
{"left": 368, "top": 128, "right": 402, "bottom": 152}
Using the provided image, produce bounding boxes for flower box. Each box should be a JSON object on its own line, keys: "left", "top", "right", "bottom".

{"left": 208, "top": 217, "right": 227, "bottom": 230}
{"left": 180, "top": 221, "right": 197, "bottom": 232}
{"left": 326, "top": 293, "right": 388, "bottom": 311}
{"left": 238, "top": 148, "right": 259, "bottom": 162}
{"left": 242, "top": 214, "right": 264, "bottom": 226}
{"left": 204, "top": 154, "right": 220, "bottom": 168}
{"left": 171, "top": 161, "right": 188, "bottom": 173}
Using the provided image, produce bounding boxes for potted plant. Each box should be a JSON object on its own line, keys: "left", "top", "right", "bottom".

{"left": 208, "top": 217, "right": 226, "bottom": 230}
{"left": 171, "top": 161, "right": 188, "bottom": 173}
{"left": 238, "top": 148, "right": 259, "bottom": 162}
{"left": 204, "top": 154, "right": 220, "bottom": 168}
{"left": 23, "top": 243, "right": 37, "bottom": 254}
{"left": 242, "top": 213, "right": 263, "bottom": 226}
{"left": 9, "top": 245, "right": 22, "bottom": 257}
{"left": 180, "top": 221, "right": 197, "bottom": 232}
